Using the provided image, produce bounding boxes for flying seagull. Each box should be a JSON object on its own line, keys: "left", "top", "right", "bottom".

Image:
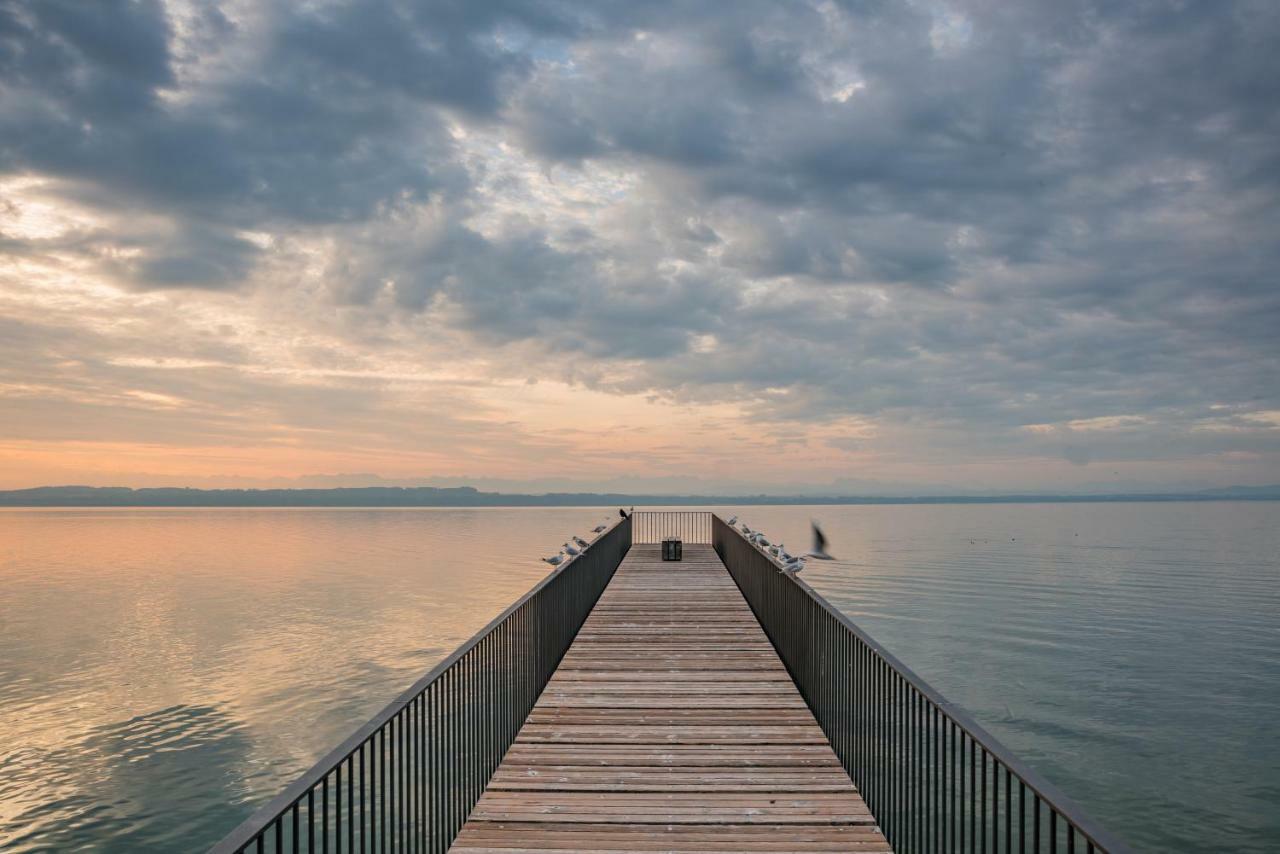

{"left": 805, "top": 521, "right": 834, "bottom": 560}
{"left": 563, "top": 542, "right": 581, "bottom": 557}
{"left": 542, "top": 553, "right": 565, "bottom": 566}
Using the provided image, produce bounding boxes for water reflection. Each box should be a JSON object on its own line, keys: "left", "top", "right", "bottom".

{"left": 1, "top": 504, "right": 1278, "bottom": 851}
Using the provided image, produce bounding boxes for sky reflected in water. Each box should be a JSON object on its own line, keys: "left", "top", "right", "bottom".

{"left": 1, "top": 504, "right": 1278, "bottom": 851}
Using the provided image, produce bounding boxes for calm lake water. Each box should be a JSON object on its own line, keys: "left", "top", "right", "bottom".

{"left": 1, "top": 503, "right": 1277, "bottom": 852}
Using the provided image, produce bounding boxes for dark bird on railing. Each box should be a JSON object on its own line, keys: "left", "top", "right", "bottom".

{"left": 592, "top": 525, "right": 608, "bottom": 533}
{"left": 563, "top": 542, "right": 581, "bottom": 556}
{"left": 542, "top": 553, "right": 565, "bottom": 566}
{"left": 618, "top": 508, "right": 630, "bottom": 519}
{"left": 805, "top": 521, "right": 834, "bottom": 560}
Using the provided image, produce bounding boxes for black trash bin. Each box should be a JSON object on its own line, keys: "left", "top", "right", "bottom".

{"left": 661, "top": 538, "right": 683, "bottom": 561}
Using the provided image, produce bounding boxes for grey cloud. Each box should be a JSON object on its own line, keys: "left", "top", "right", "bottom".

{"left": 2, "top": 0, "right": 1278, "bottom": 479}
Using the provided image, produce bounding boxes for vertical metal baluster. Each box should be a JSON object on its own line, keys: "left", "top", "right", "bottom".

{"left": 1019, "top": 779, "right": 1025, "bottom": 854}
{"left": 322, "top": 775, "right": 329, "bottom": 854}
{"left": 951, "top": 719, "right": 958, "bottom": 852}
{"left": 970, "top": 738, "right": 976, "bottom": 853}
{"left": 359, "top": 744, "right": 366, "bottom": 854}
{"left": 1005, "top": 767, "right": 1012, "bottom": 854}
{"left": 991, "top": 755, "right": 998, "bottom": 853}
{"left": 380, "top": 726, "right": 387, "bottom": 854}
{"left": 1034, "top": 794, "right": 1041, "bottom": 853}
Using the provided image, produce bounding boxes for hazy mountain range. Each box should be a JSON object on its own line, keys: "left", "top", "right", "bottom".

{"left": 2, "top": 484, "right": 1278, "bottom": 507}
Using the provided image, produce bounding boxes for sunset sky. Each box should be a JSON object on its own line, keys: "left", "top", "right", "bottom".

{"left": 2, "top": 0, "right": 1277, "bottom": 494}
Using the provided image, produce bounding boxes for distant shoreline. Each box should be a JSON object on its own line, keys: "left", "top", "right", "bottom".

{"left": 2, "top": 485, "right": 1277, "bottom": 507}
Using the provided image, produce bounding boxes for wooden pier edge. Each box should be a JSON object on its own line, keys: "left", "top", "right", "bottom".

{"left": 449, "top": 543, "right": 892, "bottom": 853}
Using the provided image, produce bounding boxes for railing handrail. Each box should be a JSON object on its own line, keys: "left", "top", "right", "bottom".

{"left": 629, "top": 509, "right": 713, "bottom": 544}
{"left": 210, "top": 516, "right": 631, "bottom": 854}
{"left": 711, "top": 514, "right": 1131, "bottom": 854}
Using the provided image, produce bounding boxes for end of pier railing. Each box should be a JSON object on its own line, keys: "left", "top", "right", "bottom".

{"left": 209, "top": 515, "right": 632, "bottom": 854}
{"left": 710, "top": 513, "right": 1131, "bottom": 854}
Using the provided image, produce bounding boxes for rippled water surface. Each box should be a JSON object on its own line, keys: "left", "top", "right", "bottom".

{"left": 2, "top": 503, "right": 1278, "bottom": 852}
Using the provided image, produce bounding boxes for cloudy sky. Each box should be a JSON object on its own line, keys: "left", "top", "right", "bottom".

{"left": 1, "top": 0, "right": 1277, "bottom": 494}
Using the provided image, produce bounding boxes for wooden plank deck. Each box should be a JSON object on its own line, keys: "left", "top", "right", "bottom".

{"left": 450, "top": 544, "right": 891, "bottom": 853}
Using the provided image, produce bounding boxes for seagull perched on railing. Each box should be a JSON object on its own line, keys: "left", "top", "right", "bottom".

{"left": 592, "top": 525, "right": 608, "bottom": 533}
{"left": 741, "top": 524, "right": 752, "bottom": 535}
{"left": 783, "top": 557, "right": 806, "bottom": 575}
{"left": 805, "top": 521, "right": 834, "bottom": 560}
{"left": 542, "top": 553, "right": 565, "bottom": 566}
{"left": 563, "top": 542, "right": 581, "bottom": 556}
{"left": 768, "top": 543, "right": 782, "bottom": 557}
{"left": 727, "top": 515, "right": 738, "bottom": 526}
{"left": 573, "top": 535, "right": 590, "bottom": 549}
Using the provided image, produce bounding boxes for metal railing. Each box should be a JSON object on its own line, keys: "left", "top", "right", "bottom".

{"left": 629, "top": 510, "right": 713, "bottom": 544}
{"left": 211, "top": 516, "right": 631, "bottom": 854}
{"left": 712, "top": 515, "right": 1130, "bottom": 854}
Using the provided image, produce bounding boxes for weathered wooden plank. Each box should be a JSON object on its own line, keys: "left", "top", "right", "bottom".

{"left": 448, "top": 543, "right": 889, "bottom": 853}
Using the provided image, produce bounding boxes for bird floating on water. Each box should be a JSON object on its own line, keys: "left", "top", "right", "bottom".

{"left": 563, "top": 542, "right": 581, "bottom": 556}
{"left": 542, "top": 553, "right": 565, "bottom": 566}
{"left": 805, "top": 521, "right": 834, "bottom": 560}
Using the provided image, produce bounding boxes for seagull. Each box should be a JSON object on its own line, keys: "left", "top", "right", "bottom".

{"left": 542, "top": 553, "right": 565, "bottom": 566}
{"left": 768, "top": 544, "right": 782, "bottom": 556}
{"left": 741, "top": 524, "right": 753, "bottom": 535}
{"left": 563, "top": 542, "right": 581, "bottom": 557}
{"left": 573, "top": 536, "right": 590, "bottom": 549}
{"left": 592, "top": 525, "right": 608, "bottom": 533}
{"left": 755, "top": 535, "right": 771, "bottom": 548}
{"left": 805, "top": 521, "right": 834, "bottom": 560}
{"left": 783, "top": 557, "right": 806, "bottom": 575}
{"left": 727, "top": 515, "right": 738, "bottom": 526}
{"left": 779, "top": 549, "right": 796, "bottom": 562}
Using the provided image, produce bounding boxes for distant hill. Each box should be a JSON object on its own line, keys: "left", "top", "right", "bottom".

{"left": 1, "top": 484, "right": 1278, "bottom": 507}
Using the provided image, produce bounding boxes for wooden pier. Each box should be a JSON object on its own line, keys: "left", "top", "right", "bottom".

{"left": 451, "top": 544, "right": 891, "bottom": 853}
{"left": 214, "top": 512, "right": 1125, "bottom": 854}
